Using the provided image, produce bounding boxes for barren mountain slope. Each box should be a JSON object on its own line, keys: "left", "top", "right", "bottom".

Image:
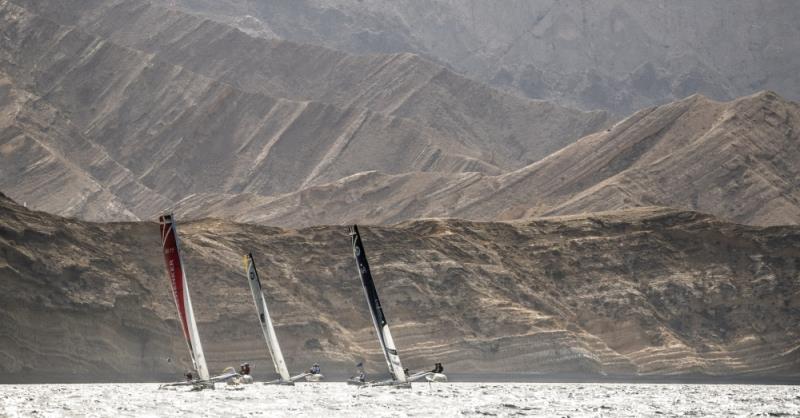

{"left": 176, "top": 92, "right": 800, "bottom": 227}
{"left": 165, "top": 0, "right": 800, "bottom": 115}
{"left": 2, "top": 194, "right": 798, "bottom": 382}
{"left": 171, "top": 170, "right": 477, "bottom": 227}
{"left": 0, "top": 0, "right": 517, "bottom": 220}
{"left": 10, "top": 0, "right": 607, "bottom": 169}
{"left": 0, "top": 77, "right": 170, "bottom": 221}
{"left": 474, "top": 91, "right": 800, "bottom": 226}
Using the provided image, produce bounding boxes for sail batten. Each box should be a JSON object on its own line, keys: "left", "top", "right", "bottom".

{"left": 350, "top": 225, "right": 407, "bottom": 383}
{"left": 159, "top": 214, "right": 210, "bottom": 381}
{"left": 244, "top": 253, "right": 291, "bottom": 382}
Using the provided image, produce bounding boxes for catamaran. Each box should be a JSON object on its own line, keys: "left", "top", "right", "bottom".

{"left": 243, "top": 253, "right": 314, "bottom": 384}
{"left": 348, "top": 225, "right": 447, "bottom": 387}
{"left": 158, "top": 214, "right": 237, "bottom": 390}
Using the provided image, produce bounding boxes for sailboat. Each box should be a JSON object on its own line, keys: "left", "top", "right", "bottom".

{"left": 348, "top": 225, "right": 447, "bottom": 387}
{"left": 158, "top": 214, "right": 237, "bottom": 390}
{"left": 243, "top": 253, "right": 313, "bottom": 384}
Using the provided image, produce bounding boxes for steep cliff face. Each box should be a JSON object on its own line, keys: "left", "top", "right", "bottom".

{"left": 165, "top": 0, "right": 800, "bottom": 115}
{"left": 175, "top": 92, "right": 800, "bottom": 228}
{"left": 2, "top": 194, "right": 798, "bottom": 382}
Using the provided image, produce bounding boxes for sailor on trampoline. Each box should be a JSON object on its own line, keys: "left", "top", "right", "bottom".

{"left": 309, "top": 363, "right": 321, "bottom": 375}
{"left": 236, "top": 362, "right": 254, "bottom": 384}
{"left": 239, "top": 362, "right": 251, "bottom": 376}
{"left": 355, "top": 363, "right": 366, "bottom": 382}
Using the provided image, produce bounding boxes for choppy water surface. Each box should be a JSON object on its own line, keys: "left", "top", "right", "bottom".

{"left": 1, "top": 382, "right": 797, "bottom": 417}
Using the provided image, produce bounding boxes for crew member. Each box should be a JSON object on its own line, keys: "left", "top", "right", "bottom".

{"left": 239, "top": 363, "right": 251, "bottom": 376}
{"left": 355, "top": 363, "right": 366, "bottom": 382}
{"left": 309, "top": 363, "right": 321, "bottom": 375}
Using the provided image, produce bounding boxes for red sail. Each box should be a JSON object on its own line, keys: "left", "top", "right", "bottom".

{"left": 159, "top": 214, "right": 192, "bottom": 352}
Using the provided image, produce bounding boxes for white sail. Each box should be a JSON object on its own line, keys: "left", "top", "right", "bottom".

{"left": 159, "top": 214, "right": 210, "bottom": 381}
{"left": 243, "top": 253, "right": 291, "bottom": 382}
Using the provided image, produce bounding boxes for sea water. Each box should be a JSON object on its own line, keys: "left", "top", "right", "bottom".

{"left": 1, "top": 382, "right": 797, "bottom": 417}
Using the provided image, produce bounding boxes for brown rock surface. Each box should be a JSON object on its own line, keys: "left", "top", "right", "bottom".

{"left": 162, "top": 0, "right": 800, "bottom": 115}
{"left": 177, "top": 92, "right": 800, "bottom": 227}
{"left": 0, "top": 77, "right": 170, "bottom": 221}
{"left": 0, "top": 0, "right": 605, "bottom": 222}
{"left": 11, "top": 0, "right": 606, "bottom": 167}
{"left": 6, "top": 1, "right": 796, "bottom": 230}
{"left": 2, "top": 193, "right": 798, "bottom": 382}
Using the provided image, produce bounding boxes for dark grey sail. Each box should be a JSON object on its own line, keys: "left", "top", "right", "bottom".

{"left": 349, "top": 225, "right": 408, "bottom": 383}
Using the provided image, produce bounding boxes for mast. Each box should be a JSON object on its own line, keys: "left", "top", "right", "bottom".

{"left": 243, "top": 253, "right": 291, "bottom": 382}
{"left": 349, "top": 225, "right": 408, "bottom": 383}
{"left": 159, "top": 214, "right": 210, "bottom": 381}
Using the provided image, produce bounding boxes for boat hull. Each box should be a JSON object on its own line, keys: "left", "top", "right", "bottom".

{"left": 426, "top": 373, "right": 448, "bottom": 382}
{"left": 263, "top": 378, "right": 295, "bottom": 386}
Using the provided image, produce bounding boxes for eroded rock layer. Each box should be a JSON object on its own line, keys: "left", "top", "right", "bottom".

{"left": 0, "top": 0, "right": 605, "bottom": 222}
{"left": 175, "top": 92, "right": 800, "bottom": 228}
{"left": 164, "top": 0, "right": 800, "bottom": 115}
{"left": 1, "top": 194, "right": 798, "bottom": 382}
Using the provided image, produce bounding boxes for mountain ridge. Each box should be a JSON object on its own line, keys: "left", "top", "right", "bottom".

{"left": 0, "top": 0, "right": 606, "bottom": 221}
{"left": 9, "top": 0, "right": 607, "bottom": 169}
{"left": 164, "top": 0, "right": 800, "bottom": 115}
{"left": 173, "top": 91, "right": 800, "bottom": 227}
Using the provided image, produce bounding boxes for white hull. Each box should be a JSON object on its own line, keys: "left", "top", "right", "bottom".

{"left": 304, "top": 373, "right": 325, "bottom": 382}
{"left": 159, "top": 371, "right": 239, "bottom": 390}
{"left": 361, "top": 379, "right": 412, "bottom": 389}
{"left": 426, "top": 373, "right": 448, "bottom": 382}
{"left": 262, "top": 380, "right": 295, "bottom": 386}
{"left": 228, "top": 374, "right": 254, "bottom": 385}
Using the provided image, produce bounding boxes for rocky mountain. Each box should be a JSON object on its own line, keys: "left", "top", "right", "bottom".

{"left": 0, "top": 0, "right": 606, "bottom": 222}
{"left": 0, "top": 77, "right": 172, "bottom": 221}
{"left": 167, "top": 0, "right": 800, "bottom": 115}
{"left": 175, "top": 91, "right": 800, "bottom": 228}
{"left": 3, "top": 0, "right": 797, "bottom": 230}
{"left": 2, "top": 0, "right": 798, "bottom": 387}
{"left": 1, "top": 193, "right": 798, "bottom": 382}
{"left": 20, "top": 0, "right": 606, "bottom": 164}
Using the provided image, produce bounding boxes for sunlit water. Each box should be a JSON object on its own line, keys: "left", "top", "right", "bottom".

{"left": 1, "top": 382, "right": 798, "bottom": 417}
